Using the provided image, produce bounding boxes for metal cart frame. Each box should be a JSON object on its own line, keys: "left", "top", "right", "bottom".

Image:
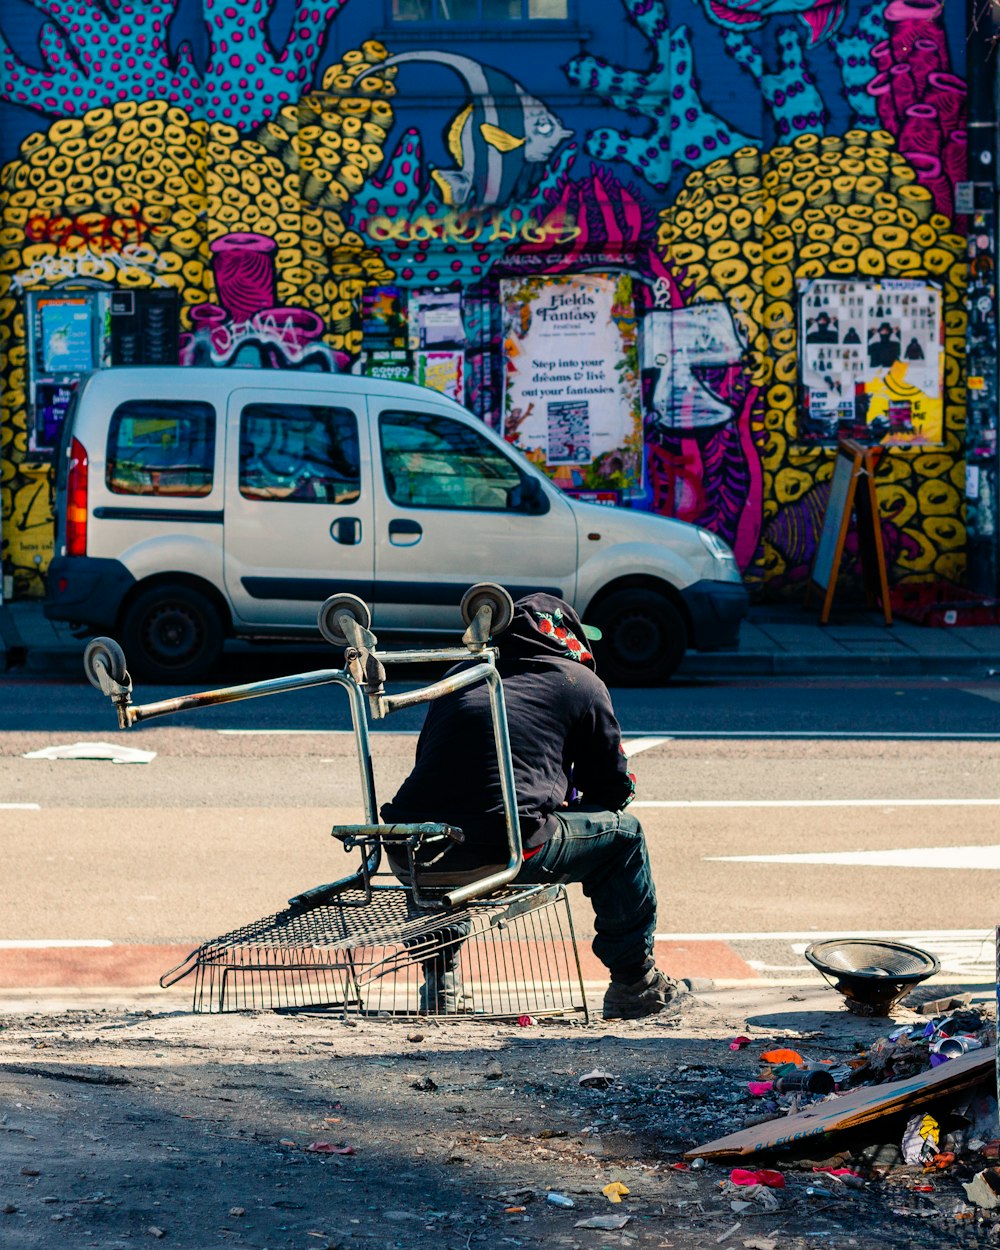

{"left": 85, "top": 584, "right": 589, "bottom": 1020}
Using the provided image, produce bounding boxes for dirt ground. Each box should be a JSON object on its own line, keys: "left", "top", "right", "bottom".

{"left": 2, "top": 984, "right": 998, "bottom": 1250}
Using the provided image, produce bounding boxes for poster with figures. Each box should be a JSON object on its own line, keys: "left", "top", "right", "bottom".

{"left": 500, "top": 273, "right": 643, "bottom": 499}
{"left": 798, "top": 278, "right": 944, "bottom": 446}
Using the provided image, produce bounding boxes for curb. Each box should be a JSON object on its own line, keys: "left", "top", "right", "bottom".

{"left": 677, "top": 651, "right": 1000, "bottom": 678}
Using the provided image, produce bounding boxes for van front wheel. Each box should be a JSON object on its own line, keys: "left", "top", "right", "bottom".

{"left": 122, "top": 584, "right": 225, "bottom": 683}
{"left": 592, "top": 589, "right": 687, "bottom": 687}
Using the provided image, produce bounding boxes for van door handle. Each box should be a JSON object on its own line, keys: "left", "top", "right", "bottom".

{"left": 330, "top": 517, "right": 361, "bottom": 545}
{"left": 388, "top": 518, "right": 422, "bottom": 546}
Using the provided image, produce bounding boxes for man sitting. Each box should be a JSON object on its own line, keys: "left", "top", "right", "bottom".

{"left": 382, "top": 592, "right": 685, "bottom": 1020}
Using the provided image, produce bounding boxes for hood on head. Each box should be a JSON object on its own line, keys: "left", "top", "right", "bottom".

{"left": 501, "top": 592, "right": 599, "bottom": 671}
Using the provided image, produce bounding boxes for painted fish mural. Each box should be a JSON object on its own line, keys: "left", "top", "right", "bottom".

{"left": 373, "top": 52, "right": 573, "bottom": 208}
{"left": 696, "top": 0, "right": 845, "bottom": 45}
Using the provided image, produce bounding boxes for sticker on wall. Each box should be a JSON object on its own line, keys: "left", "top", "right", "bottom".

{"left": 416, "top": 349, "right": 465, "bottom": 401}
{"left": 798, "top": 278, "right": 944, "bottom": 446}
{"left": 500, "top": 273, "right": 643, "bottom": 496}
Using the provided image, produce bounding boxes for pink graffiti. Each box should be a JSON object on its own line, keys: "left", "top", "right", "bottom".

{"left": 866, "top": 0, "right": 965, "bottom": 217}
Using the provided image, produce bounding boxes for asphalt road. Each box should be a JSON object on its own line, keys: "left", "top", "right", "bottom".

{"left": 1, "top": 666, "right": 998, "bottom": 993}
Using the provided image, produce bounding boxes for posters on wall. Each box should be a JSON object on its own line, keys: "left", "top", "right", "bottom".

{"left": 641, "top": 301, "right": 746, "bottom": 431}
{"left": 40, "top": 299, "right": 93, "bottom": 374}
{"left": 416, "top": 349, "right": 465, "bottom": 401}
{"left": 500, "top": 273, "right": 643, "bottom": 498}
{"left": 365, "top": 349, "right": 412, "bottom": 383}
{"left": 798, "top": 278, "right": 944, "bottom": 446}
{"left": 362, "top": 286, "right": 407, "bottom": 350}
{"left": 408, "top": 291, "right": 466, "bottom": 349}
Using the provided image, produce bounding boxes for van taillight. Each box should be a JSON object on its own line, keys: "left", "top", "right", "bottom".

{"left": 66, "top": 437, "right": 88, "bottom": 557}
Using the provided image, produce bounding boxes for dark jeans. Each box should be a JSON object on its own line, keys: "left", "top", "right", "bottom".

{"left": 516, "top": 806, "right": 657, "bottom": 980}
{"left": 402, "top": 807, "right": 656, "bottom": 983}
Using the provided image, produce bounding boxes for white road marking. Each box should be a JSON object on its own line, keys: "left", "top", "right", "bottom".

{"left": 708, "top": 845, "right": 1000, "bottom": 869}
{"left": 635, "top": 797, "right": 1000, "bottom": 808}
{"left": 217, "top": 729, "right": 419, "bottom": 735}
{"left": 621, "top": 736, "right": 672, "bottom": 757}
{"left": 0, "top": 803, "right": 40, "bottom": 810}
{"left": 962, "top": 686, "right": 1000, "bottom": 704}
{"left": 655, "top": 928, "right": 992, "bottom": 942}
{"left": 654, "top": 929, "right": 996, "bottom": 981}
{"left": 0, "top": 939, "right": 113, "bottom": 948}
{"left": 626, "top": 731, "right": 1000, "bottom": 740}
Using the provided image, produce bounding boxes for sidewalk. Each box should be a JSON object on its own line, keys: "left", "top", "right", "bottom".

{"left": 5, "top": 595, "right": 1000, "bottom": 678}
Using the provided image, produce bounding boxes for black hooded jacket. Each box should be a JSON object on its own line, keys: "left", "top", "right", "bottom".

{"left": 381, "top": 593, "right": 635, "bottom": 867}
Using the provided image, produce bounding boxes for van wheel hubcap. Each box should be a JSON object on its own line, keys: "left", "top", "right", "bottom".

{"left": 145, "top": 605, "right": 201, "bottom": 663}
{"left": 612, "top": 612, "right": 661, "bottom": 666}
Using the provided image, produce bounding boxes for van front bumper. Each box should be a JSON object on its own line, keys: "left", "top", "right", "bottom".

{"left": 44, "top": 557, "right": 136, "bottom": 630}
{"left": 680, "top": 578, "right": 749, "bottom": 651}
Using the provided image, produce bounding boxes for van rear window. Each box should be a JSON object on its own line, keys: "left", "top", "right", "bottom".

{"left": 106, "top": 400, "right": 216, "bottom": 497}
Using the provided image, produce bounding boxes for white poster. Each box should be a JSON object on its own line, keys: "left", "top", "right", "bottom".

{"left": 500, "top": 273, "right": 642, "bottom": 497}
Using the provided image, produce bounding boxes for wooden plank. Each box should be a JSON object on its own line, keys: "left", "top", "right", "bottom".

{"left": 686, "top": 1049, "right": 994, "bottom": 1160}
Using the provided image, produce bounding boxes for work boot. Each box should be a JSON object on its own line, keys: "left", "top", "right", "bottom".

{"left": 602, "top": 962, "right": 686, "bottom": 1020}
{"left": 418, "top": 965, "right": 463, "bottom": 1015}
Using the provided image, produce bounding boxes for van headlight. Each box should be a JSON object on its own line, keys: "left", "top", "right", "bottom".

{"left": 697, "top": 528, "right": 737, "bottom": 564}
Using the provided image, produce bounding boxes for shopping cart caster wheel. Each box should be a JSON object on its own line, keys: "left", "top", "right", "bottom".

{"left": 318, "top": 593, "right": 372, "bottom": 646}
{"left": 460, "top": 583, "right": 514, "bottom": 636}
{"left": 84, "top": 636, "right": 128, "bottom": 690}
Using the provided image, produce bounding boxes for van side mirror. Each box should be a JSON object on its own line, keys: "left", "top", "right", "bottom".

{"left": 511, "top": 474, "right": 549, "bottom": 516}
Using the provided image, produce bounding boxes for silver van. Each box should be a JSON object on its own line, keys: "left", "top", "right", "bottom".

{"left": 46, "top": 366, "right": 747, "bottom": 683}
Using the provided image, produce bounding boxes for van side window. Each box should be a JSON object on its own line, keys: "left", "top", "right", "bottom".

{"left": 380, "top": 411, "right": 534, "bottom": 511}
{"left": 239, "top": 403, "right": 361, "bottom": 504}
{"left": 106, "top": 400, "right": 215, "bottom": 497}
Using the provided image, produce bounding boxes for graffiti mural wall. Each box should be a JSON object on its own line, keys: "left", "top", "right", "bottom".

{"left": 0, "top": 0, "right": 969, "bottom": 598}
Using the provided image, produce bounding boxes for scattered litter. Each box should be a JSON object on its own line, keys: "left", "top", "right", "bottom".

{"left": 759, "top": 1049, "right": 804, "bottom": 1066}
{"left": 579, "top": 1069, "right": 616, "bottom": 1089}
{"left": 730, "top": 1036, "right": 752, "bottom": 1051}
{"left": 411, "top": 1076, "right": 437, "bottom": 1092}
{"left": 517, "top": 1015, "right": 537, "bottom": 1027}
{"left": 902, "top": 1113, "right": 939, "bottom": 1165}
{"left": 537, "top": 1129, "right": 568, "bottom": 1140}
{"left": 916, "top": 993, "right": 973, "bottom": 1017}
{"left": 575, "top": 1213, "right": 631, "bottom": 1230}
{"left": 406, "top": 1032, "right": 424, "bottom": 1043}
{"left": 23, "top": 741, "right": 156, "bottom": 765}
{"left": 688, "top": 1049, "right": 993, "bottom": 1159}
{"left": 504, "top": 1206, "right": 526, "bottom": 1214}
{"left": 148, "top": 1228, "right": 165, "bottom": 1240}
{"left": 305, "top": 1142, "right": 355, "bottom": 1155}
{"left": 546, "top": 1192, "right": 575, "bottom": 1208}
{"left": 716, "top": 1221, "right": 742, "bottom": 1243}
{"left": 602, "top": 1181, "right": 629, "bottom": 1203}
{"left": 229, "top": 1207, "right": 245, "bottom": 1216}
{"left": 743, "top": 1239, "right": 777, "bottom": 1250}
{"left": 730, "top": 1169, "right": 784, "bottom": 1189}
{"left": 963, "top": 1168, "right": 1000, "bottom": 1210}
{"left": 747, "top": 1081, "right": 773, "bottom": 1097}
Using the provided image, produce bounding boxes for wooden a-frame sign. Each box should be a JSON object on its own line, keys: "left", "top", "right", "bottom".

{"left": 806, "top": 439, "right": 892, "bottom": 625}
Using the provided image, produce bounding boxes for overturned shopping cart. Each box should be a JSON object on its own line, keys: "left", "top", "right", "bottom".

{"left": 84, "top": 583, "right": 588, "bottom": 1021}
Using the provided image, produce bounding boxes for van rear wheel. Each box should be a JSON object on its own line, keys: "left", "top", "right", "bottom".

{"left": 122, "top": 584, "right": 225, "bottom": 683}
{"left": 592, "top": 589, "right": 687, "bottom": 686}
